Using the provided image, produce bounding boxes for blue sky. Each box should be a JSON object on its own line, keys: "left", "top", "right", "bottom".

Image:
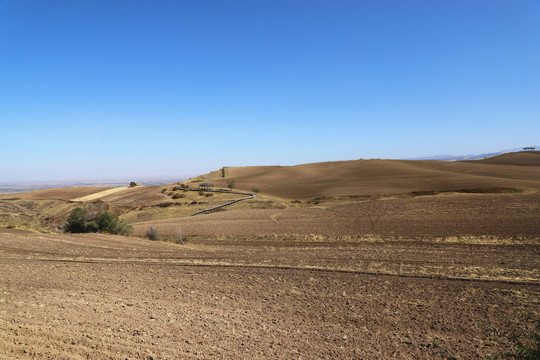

{"left": 1, "top": 0, "right": 539, "bottom": 182}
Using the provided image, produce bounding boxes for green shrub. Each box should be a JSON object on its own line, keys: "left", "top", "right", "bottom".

{"left": 227, "top": 180, "right": 236, "bottom": 189}
{"left": 129, "top": 181, "right": 137, "bottom": 187}
{"left": 64, "top": 209, "right": 132, "bottom": 236}
{"left": 252, "top": 187, "right": 260, "bottom": 194}
{"left": 65, "top": 208, "right": 88, "bottom": 233}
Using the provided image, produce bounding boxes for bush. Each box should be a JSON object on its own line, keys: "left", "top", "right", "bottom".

{"left": 96, "top": 212, "right": 115, "bottom": 233}
{"left": 65, "top": 208, "right": 88, "bottom": 233}
{"left": 64, "top": 208, "right": 132, "bottom": 236}
{"left": 146, "top": 225, "right": 160, "bottom": 240}
{"left": 227, "top": 179, "right": 236, "bottom": 189}
{"left": 252, "top": 187, "right": 260, "bottom": 194}
{"left": 172, "top": 193, "right": 185, "bottom": 199}
{"left": 129, "top": 181, "right": 137, "bottom": 187}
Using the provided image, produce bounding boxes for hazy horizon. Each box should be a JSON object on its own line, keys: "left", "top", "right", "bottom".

{"left": 1, "top": 1, "right": 539, "bottom": 183}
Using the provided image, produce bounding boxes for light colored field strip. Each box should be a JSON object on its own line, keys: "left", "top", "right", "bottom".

{"left": 71, "top": 187, "right": 130, "bottom": 202}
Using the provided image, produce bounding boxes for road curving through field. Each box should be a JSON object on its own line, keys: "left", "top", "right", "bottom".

{"left": 187, "top": 189, "right": 256, "bottom": 216}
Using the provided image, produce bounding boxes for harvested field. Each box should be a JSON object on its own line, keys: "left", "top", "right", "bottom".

{"left": 0, "top": 187, "right": 109, "bottom": 201}
{"left": 132, "top": 193, "right": 540, "bottom": 239}
{"left": 0, "top": 229, "right": 538, "bottom": 359}
{"left": 71, "top": 187, "right": 130, "bottom": 202}
{"left": 191, "top": 156, "right": 540, "bottom": 199}
{"left": 465, "top": 151, "right": 540, "bottom": 166}
{"left": 1, "top": 155, "right": 539, "bottom": 359}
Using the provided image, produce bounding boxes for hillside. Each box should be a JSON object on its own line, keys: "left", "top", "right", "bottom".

{"left": 187, "top": 158, "right": 540, "bottom": 199}
{"left": 464, "top": 151, "right": 540, "bottom": 166}
{"left": 0, "top": 186, "right": 109, "bottom": 201}
{"left": 2, "top": 155, "right": 540, "bottom": 233}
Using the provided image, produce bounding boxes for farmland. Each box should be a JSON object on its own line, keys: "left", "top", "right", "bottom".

{"left": 0, "top": 153, "right": 539, "bottom": 359}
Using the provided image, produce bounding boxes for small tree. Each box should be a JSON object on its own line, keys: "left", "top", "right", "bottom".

{"left": 65, "top": 208, "right": 87, "bottom": 233}
{"left": 129, "top": 181, "right": 137, "bottom": 188}
{"left": 96, "top": 212, "right": 115, "bottom": 233}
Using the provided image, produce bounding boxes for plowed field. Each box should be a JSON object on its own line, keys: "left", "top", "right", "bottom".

{"left": 1, "top": 229, "right": 538, "bottom": 359}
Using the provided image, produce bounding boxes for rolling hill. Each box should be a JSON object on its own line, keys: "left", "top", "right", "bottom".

{"left": 187, "top": 153, "right": 540, "bottom": 200}
{"left": 464, "top": 151, "right": 540, "bottom": 166}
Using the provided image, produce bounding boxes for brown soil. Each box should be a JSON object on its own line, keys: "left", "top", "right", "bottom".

{"left": 191, "top": 156, "right": 540, "bottom": 199}
{"left": 1, "top": 157, "right": 539, "bottom": 359}
{"left": 0, "top": 229, "right": 538, "bottom": 359}
{"left": 132, "top": 193, "right": 540, "bottom": 239}
{"left": 465, "top": 151, "right": 540, "bottom": 166}
{"left": 0, "top": 187, "right": 109, "bottom": 201}
{"left": 98, "top": 186, "right": 172, "bottom": 205}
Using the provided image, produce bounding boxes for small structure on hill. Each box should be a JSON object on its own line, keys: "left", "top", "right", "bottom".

{"left": 199, "top": 183, "right": 213, "bottom": 190}
{"left": 523, "top": 147, "right": 536, "bottom": 151}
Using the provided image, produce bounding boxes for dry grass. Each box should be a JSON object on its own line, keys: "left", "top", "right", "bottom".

{"left": 71, "top": 186, "right": 130, "bottom": 201}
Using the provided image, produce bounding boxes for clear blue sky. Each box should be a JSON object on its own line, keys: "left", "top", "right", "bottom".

{"left": 1, "top": 0, "right": 539, "bottom": 182}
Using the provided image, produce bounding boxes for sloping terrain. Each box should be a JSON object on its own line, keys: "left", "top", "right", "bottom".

{"left": 464, "top": 151, "right": 540, "bottom": 166}
{"left": 132, "top": 193, "right": 540, "bottom": 239}
{"left": 1, "top": 155, "right": 539, "bottom": 359}
{"left": 0, "top": 186, "right": 109, "bottom": 201}
{"left": 189, "top": 155, "right": 540, "bottom": 200}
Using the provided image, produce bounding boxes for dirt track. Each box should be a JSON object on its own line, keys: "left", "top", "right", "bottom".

{"left": 1, "top": 229, "right": 538, "bottom": 359}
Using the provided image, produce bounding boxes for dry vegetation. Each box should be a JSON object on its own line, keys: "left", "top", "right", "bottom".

{"left": 0, "top": 153, "right": 539, "bottom": 359}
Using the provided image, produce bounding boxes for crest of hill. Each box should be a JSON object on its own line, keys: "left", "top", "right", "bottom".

{"left": 189, "top": 159, "right": 540, "bottom": 200}
{"left": 463, "top": 151, "right": 540, "bottom": 167}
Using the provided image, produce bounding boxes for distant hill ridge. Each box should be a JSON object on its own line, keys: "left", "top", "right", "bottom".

{"left": 2, "top": 152, "right": 539, "bottom": 200}
{"left": 188, "top": 153, "right": 540, "bottom": 199}
{"left": 464, "top": 151, "right": 540, "bottom": 167}
{"left": 407, "top": 146, "right": 539, "bottom": 161}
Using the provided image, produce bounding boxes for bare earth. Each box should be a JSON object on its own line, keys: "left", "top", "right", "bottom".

{"left": 1, "top": 154, "right": 539, "bottom": 359}
{"left": 132, "top": 193, "right": 540, "bottom": 239}
{"left": 1, "top": 229, "right": 538, "bottom": 359}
